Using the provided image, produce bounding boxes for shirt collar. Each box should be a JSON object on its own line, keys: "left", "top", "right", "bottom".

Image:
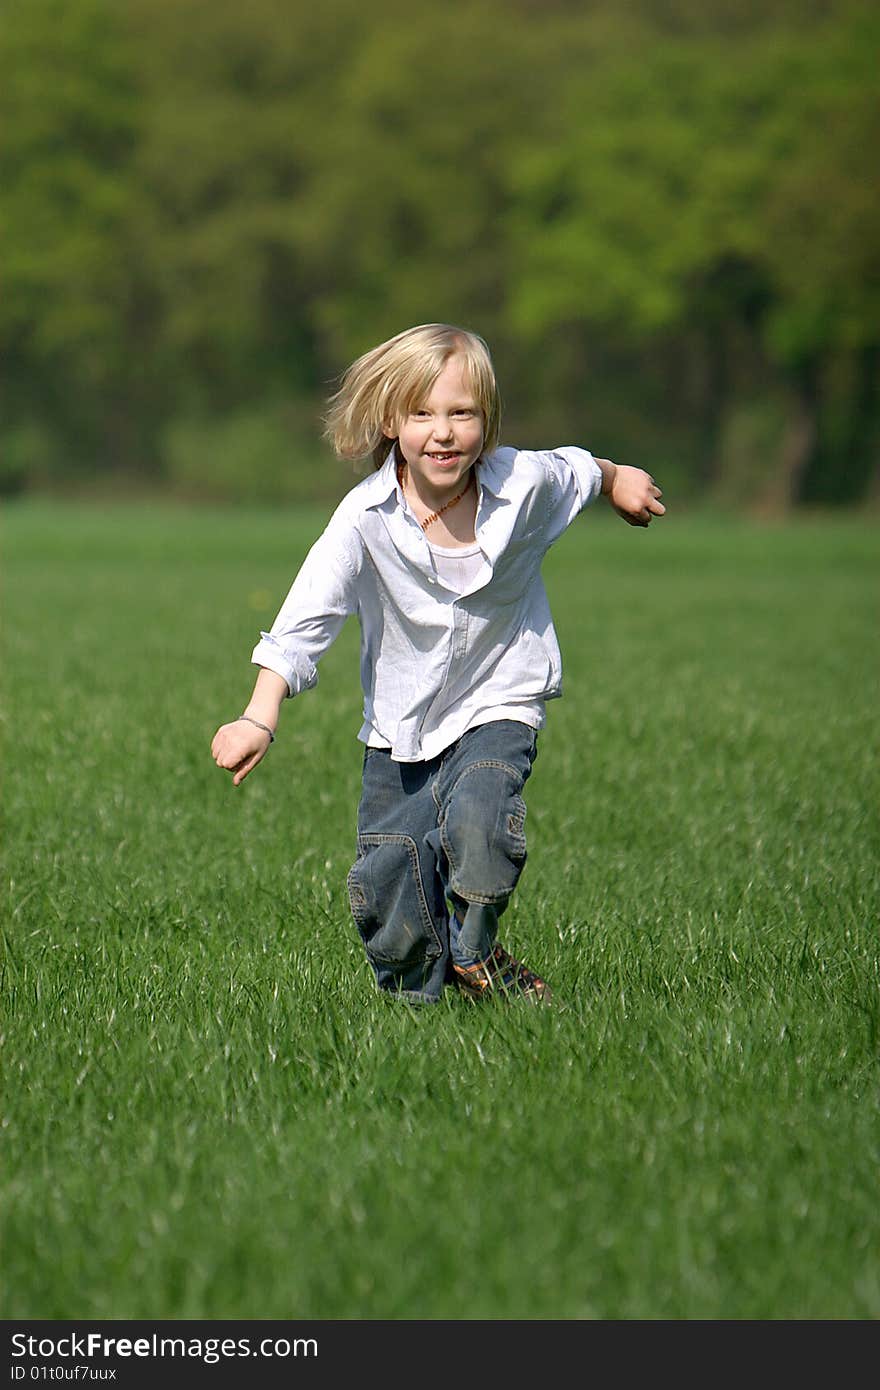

{"left": 357, "top": 448, "right": 402, "bottom": 509}
{"left": 474, "top": 450, "right": 506, "bottom": 498}
{"left": 360, "top": 444, "right": 511, "bottom": 582}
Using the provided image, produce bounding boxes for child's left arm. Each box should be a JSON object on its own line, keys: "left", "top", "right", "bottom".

{"left": 595, "top": 458, "right": 665, "bottom": 527}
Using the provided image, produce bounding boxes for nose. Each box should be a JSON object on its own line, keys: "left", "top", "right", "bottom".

{"left": 432, "top": 416, "right": 454, "bottom": 442}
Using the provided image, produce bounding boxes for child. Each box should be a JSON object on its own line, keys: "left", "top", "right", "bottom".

{"left": 211, "top": 323, "right": 665, "bottom": 1004}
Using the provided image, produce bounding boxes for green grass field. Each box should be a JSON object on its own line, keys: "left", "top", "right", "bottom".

{"left": 2, "top": 498, "right": 878, "bottom": 1320}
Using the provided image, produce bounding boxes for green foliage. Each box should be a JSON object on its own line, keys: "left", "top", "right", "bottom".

{"left": 1, "top": 0, "right": 877, "bottom": 502}
{"left": 163, "top": 402, "right": 349, "bottom": 504}
{"left": 0, "top": 1, "right": 148, "bottom": 449}
{"left": 0, "top": 423, "right": 49, "bottom": 494}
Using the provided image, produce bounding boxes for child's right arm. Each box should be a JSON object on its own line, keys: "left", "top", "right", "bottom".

{"left": 211, "top": 667, "right": 289, "bottom": 786}
{"left": 211, "top": 498, "right": 363, "bottom": 787}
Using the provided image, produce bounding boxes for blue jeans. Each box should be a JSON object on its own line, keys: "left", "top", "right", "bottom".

{"left": 346, "top": 720, "right": 539, "bottom": 1003}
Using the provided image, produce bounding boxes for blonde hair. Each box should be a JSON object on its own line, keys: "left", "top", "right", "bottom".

{"left": 324, "top": 323, "right": 502, "bottom": 470}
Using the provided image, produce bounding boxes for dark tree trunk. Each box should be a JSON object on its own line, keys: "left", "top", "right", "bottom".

{"left": 760, "top": 362, "right": 819, "bottom": 512}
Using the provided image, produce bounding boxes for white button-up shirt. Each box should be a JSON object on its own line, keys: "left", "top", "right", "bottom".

{"left": 252, "top": 444, "right": 603, "bottom": 762}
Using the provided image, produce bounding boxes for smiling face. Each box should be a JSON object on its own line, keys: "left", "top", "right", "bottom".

{"left": 385, "top": 354, "right": 485, "bottom": 504}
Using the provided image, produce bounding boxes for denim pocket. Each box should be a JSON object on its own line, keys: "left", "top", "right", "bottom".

{"left": 439, "top": 759, "right": 531, "bottom": 903}
{"left": 347, "top": 833, "right": 443, "bottom": 968}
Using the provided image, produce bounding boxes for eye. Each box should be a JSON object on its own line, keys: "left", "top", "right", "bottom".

{"left": 411, "top": 409, "right": 431, "bottom": 419}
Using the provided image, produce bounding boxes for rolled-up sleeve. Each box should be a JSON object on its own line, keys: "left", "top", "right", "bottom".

{"left": 251, "top": 513, "right": 361, "bottom": 697}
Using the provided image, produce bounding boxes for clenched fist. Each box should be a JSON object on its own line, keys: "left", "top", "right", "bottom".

{"left": 211, "top": 718, "right": 272, "bottom": 786}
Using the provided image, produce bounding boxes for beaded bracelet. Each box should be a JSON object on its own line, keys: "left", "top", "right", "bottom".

{"left": 238, "top": 715, "right": 275, "bottom": 743}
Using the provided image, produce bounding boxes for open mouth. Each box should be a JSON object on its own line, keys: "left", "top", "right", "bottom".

{"left": 427, "top": 451, "right": 461, "bottom": 462}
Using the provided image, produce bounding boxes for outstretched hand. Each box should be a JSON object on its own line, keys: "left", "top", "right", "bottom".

{"left": 211, "top": 719, "right": 271, "bottom": 786}
{"left": 608, "top": 464, "right": 666, "bottom": 527}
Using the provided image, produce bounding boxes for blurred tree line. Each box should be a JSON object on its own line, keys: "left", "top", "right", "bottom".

{"left": 2, "top": 0, "right": 878, "bottom": 507}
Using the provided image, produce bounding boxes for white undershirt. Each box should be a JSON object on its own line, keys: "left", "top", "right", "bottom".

{"left": 427, "top": 539, "right": 488, "bottom": 593}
